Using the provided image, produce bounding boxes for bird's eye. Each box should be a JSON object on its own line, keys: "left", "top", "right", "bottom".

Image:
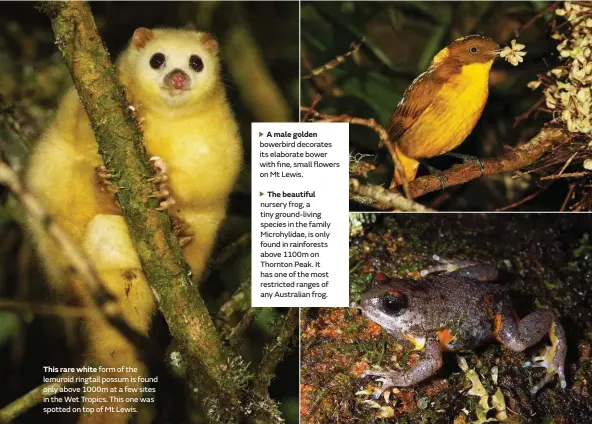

{"left": 189, "top": 55, "right": 204, "bottom": 72}
{"left": 149, "top": 53, "right": 165, "bottom": 69}
{"left": 382, "top": 290, "right": 408, "bottom": 316}
{"left": 469, "top": 46, "right": 479, "bottom": 54}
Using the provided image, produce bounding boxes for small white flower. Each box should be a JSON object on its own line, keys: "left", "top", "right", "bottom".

{"left": 545, "top": 92, "right": 557, "bottom": 109}
{"left": 527, "top": 80, "right": 541, "bottom": 90}
{"left": 562, "top": 109, "right": 572, "bottom": 122}
{"left": 500, "top": 40, "right": 527, "bottom": 66}
{"left": 557, "top": 81, "right": 572, "bottom": 90}
{"left": 576, "top": 87, "right": 590, "bottom": 104}
{"left": 557, "top": 40, "right": 569, "bottom": 51}
{"left": 560, "top": 91, "right": 570, "bottom": 106}
{"left": 585, "top": 159, "right": 592, "bottom": 170}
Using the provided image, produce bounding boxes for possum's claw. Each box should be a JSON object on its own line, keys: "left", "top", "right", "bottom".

{"left": 170, "top": 215, "right": 194, "bottom": 247}
{"left": 94, "top": 165, "right": 119, "bottom": 193}
{"left": 177, "top": 236, "right": 192, "bottom": 247}
{"left": 149, "top": 156, "right": 176, "bottom": 210}
{"left": 125, "top": 88, "right": 146, "bottom": 132}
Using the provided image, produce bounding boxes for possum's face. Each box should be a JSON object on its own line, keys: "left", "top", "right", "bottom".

{"left": 126, "top": 28, "right": 221, "bottom": 109}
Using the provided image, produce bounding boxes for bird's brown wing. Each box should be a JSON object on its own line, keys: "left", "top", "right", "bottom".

{"left": 387, "top": 70, "right": 445, "bottom": 142}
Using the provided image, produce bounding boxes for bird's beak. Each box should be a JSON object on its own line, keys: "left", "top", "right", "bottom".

{"left": 492, "top": 46, "right": 503, "bottom": 58}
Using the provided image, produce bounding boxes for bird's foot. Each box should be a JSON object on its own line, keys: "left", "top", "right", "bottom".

{"left": 445, "top": 152, "right": 484, "bottom": 174}
{"left": 419, "top": 160, "right": 447, "bottom": 190}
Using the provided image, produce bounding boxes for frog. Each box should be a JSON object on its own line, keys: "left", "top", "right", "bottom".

{"left": 359, "top": 259, "right": 567, "bottom": 398}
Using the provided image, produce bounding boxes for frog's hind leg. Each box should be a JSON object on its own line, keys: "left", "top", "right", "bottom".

{"left": 497, "top": 309, "right": 567, "bottom": 394}
{"left": 361, "top": 338, "right": 442, "bottom": 398}
{"left": 421, "top": 255, "right": 498, "bottom": 282}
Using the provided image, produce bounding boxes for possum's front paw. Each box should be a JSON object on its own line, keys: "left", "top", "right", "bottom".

{"left": 170, "top": 215, "right": 194, "bottom": 247}
{"left": 149, "top": 156, "right": 176, "bottom": 210}
{"left": 94, "top": 165, "right": 119, "bottom": 193}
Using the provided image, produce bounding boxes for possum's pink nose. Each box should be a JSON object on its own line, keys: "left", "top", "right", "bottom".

{"left": 170, "top": 71, "right": 188, "bottom": 89}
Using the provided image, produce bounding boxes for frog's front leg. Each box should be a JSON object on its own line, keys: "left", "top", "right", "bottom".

{"left": 421, "top": 256, "right": 498, "bottom": 281}
{"left": 497, "top": 309, "right": 567, "bottom": 394}
{"left": 361, "top": 337, "right": 442, "bottom": 398}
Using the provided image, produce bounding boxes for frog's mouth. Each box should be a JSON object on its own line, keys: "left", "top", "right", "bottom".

{"left": 359, "top": 298, "right": 395, "bottom": 331}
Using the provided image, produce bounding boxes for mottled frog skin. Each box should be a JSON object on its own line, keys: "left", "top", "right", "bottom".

{"left": 359, "top": 261, "right": 567, "bottom": 397}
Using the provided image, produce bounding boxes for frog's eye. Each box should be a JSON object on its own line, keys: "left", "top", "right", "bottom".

{"left": 382, "top": 290, "right": 408, "bottom": 315}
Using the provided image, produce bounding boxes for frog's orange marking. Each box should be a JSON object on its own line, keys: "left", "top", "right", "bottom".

{"left": 387, "top": 289, "right": 403, "bottom": 296}
{"left": 484, "top": 295, "right": 495, "bottom": 318}
{"left": 492, "top": 313, "right": 504, "bottom": 344}
{"left": 375, "top": 273, "right": 389, "bottom": 282}
{"left": 437, "top": 329, "right": 455, "bottom": 351}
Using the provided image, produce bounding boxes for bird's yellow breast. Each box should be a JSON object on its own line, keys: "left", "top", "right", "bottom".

{"left": 398, "top": 61, "right": 493, "bottom": 159}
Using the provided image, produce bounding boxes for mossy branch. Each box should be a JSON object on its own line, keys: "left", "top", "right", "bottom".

{"left": 0, "top": 373, "right": 77, "bottom": 423}
{"left": 248, "top": 307, "right": 299, "bottom": 424}
{"left": 38, "top": 1, "right": 239, "bottom": 420}
{"left": 253, "top": 308, "right": 299, "bottom": 394}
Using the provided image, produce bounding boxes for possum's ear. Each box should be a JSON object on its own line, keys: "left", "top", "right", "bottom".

{"left": 132, "top": 28, "right": 155, "bottom": 49}
{"left": 201, "top": 33, "right": 219, "bottom": 55}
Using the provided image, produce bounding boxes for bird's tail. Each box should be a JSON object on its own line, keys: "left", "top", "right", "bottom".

{"left": 391, "top": 145, "right": 420, "bottom": 188}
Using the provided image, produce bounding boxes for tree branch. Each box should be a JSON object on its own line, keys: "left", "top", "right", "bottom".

{"left": 0, "top": 299, "right": 94, "bottom": 318}
{"left": 407, "top": 127, "right": 569, "bottom": 198}
{"left": 253, "top": 308, "right": 299, "bottom": 394}
{"left": 300, "top": 106, "right": 411, "bottom": 198}
{"left": 248, "top": 308, "right": 299, "bottom": 424}
{"left": 349, "top": 178, "right": 432, "bottom": 211}
{"left": 38, "top": 2, "right": 239, "bottom": 420}
{"left": 222, "top": 3, "right": 291, "bottom": 122}
{"left": 0, "top": 373, "right": 77, "bottom": 423}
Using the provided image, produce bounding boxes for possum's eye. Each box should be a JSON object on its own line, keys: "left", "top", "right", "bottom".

{"left": 150, "top": 53, "right": 166, "bottom": 69}
{"left": 189, "top": 55, "right": 204, "bottom": 72}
